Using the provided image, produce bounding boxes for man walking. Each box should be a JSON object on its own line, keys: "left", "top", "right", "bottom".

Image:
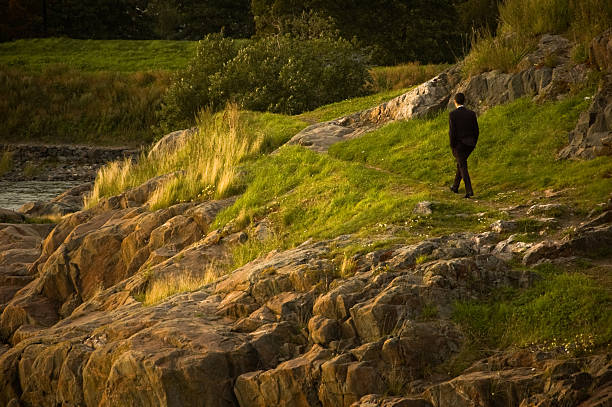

{"left": 449, "top": 92, "right": 479, "bottom": 198}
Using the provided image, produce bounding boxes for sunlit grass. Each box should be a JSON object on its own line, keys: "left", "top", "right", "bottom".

{"left": 84, "top": 103, "right": 307, "bottom": 209}
{"left": 328, "top": 94, "right": 611, "bottom": 209}
{"left": 453, "top": 264, "right": 612, "bottom": 353}
{"left": 0, "top": 38, "right": 196, "bottom": 72}
{"left": 463, "top": 0, "right": 612, "bottom": 76}
{"left": 142, "top": 262, "right": 223, "bottom": 306}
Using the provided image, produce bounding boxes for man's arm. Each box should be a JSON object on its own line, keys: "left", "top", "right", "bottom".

{"left": 473, "top": 111, "right": 479, "bottom": 144}
{"left": 449, "top": 112, "right": 456, "bottom": 148}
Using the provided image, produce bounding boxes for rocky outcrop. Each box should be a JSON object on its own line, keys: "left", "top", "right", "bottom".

{"left": 0, "top": 208, "right": 25, "bottom": 223}
{"left": 148, "top": 128, "right": 197, "bottom": 157}
{"left": 0, "top": 193, "right": 236, "bottom": 344}
{"left": 557, "top": 73, "right": 612, "bottom": 159}
{"left": 285, "top": 69, "right": 463, "bottom": 153}
{"left": 285, "top": 34, "right": 592, "bottom": 154}
{"left": 18, "top": 182, "right": 93, "bottom": 218}
{"left": 0, "top": 185, "right": 610, "bottom": 406}
{"left": 0, "top": 223, "right": 54, "bottom": 314}
{"left": 590, "top": 28, "right": 612, "bottom": 72}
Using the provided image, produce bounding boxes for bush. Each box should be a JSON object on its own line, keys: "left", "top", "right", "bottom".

{"left": 158, "top": 33, "right": 241, "bottom": 131}
{"left": 160, "top": 33, "right": 370, "bottom": 127}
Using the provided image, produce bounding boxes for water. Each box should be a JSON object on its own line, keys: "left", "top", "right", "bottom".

{"left": 0, "top": 180, "right": 83, "bottom": 211}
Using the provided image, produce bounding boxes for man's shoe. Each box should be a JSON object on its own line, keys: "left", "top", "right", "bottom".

{"left": 450, "top": 186, "right": 459, "bottom": 194}
{"left": 464, "top": 192, "right": 474, "bottom": 199}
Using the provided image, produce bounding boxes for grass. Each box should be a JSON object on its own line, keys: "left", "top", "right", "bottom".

{"left": 0, "top": 65, "right": 172, "bottom": 145}
{"left": 142, "top": 263, "right": 222, "bottom": 306}
{"left": 368, "top": 62, "right": 451, "bottom": 93}
{"left": 0, "top": 38, "right": 197, "bottom": 72}
{"left": 463, "top": 0, "right": 612, "bottom": 76}
{"left": 297, "top": 88, "right": 410, "bottom": 123}
{"left": 462, "top": 30, "right": 535, "bottom": 76}
{"left": 87, "top": 84, "right": 610, "bottom": 270}
{"left": 84, "top": 104, "right": 307, "bottom": 209}
{"left": 213, "top": 145, "right": 491, "bottom": 251}
{"left": 452, "top": 263, "right": 612, "bottom": 354}
{"left": 328, "top": 93, "right": 612, "bottom": 210}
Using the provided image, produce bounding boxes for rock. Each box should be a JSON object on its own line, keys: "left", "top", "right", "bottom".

{"left": 413, "top": 201, "right": 435, "bottom": 215}
{"left": 285, "top": 67, "right": 462, "bottom": 152}
{"left": 590, "top": 29, "right": 612, "bottom": 72}
{"left": 319, "top": 354, "right": 385, "bottom": 407}
{"left": 308, "top": 315, "right": 341, "bottom": 345}
{"left": 0, "top": 209, "right": 25, "bottom": 223}
{"left": 526, "top": 203, "right": 568, "bottom": 217}
{"left": 353, "top": 394, "right": 432, "bottom": 407}
{"left": 0, "top": 223, "right": 54, "bottom": 312}
{"left": 523, "top": 222, "right": 612, "bottom": 265}
{"left": 0, "top": 195, "right": 235, "bottom": 341}
{"left": 234, "top": 346, "right": 332, "bottom": 407}
{"left": 18, "top": 183, "right": 93, "bottom": 218}
{"left": 558, "top": 73, "right": 612, "bottom": 160}
{"left": 424, "top": 368, "right": 545, "bottom": 407}
{"left": 493, "top": 235, "right": 535, "bottom": 261}
{"left": 522, "top": 241, "right": 563, "bottom": 265}
{"left": 581, "top": 210, "right": 612, "bottom": 229}
{"left": 490, "top": 220, "right": 518, "bottom": 234}
{"left": 148, "top": 128, "right": 196, "bottom": 157}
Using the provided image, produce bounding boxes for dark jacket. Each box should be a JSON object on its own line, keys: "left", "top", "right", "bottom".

{"left": 449, "top": 106, "right": 479, "bottom": 148}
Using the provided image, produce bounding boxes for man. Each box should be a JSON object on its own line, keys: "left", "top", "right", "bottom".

{"left": 449, "top": 92, "right": 479, "bottom": 198}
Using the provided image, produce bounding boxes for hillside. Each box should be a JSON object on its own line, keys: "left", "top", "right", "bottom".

{"left": 0, "top": 27, "right": 611, "bottom": 407}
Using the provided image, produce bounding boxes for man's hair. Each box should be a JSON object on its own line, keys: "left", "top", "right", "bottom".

{"left": 454, "top": 93, "right": 465, "bottom": 105}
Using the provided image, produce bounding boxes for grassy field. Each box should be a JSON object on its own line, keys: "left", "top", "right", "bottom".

{"left": 0, "top": 38, "right": 197, "bottom": 145}
{"left": 0, "top": 38, "right": 197, "bottom": 72}
{"left": 1, "top": 38, "right": 448, "bottom": 146}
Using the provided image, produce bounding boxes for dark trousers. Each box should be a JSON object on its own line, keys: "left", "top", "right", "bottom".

{"left": 452, "top": 143, "right": 475, "bottom": 195}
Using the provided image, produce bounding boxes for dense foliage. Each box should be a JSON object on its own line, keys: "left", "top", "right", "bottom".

{"left": 2, "top": 0, "right": 500, "bottom": 64}
{"left": 252, "top": 0, "right": 469, "bottom": 64}
{"left": 160, "top": 33, "right": 370, "bottom": 128}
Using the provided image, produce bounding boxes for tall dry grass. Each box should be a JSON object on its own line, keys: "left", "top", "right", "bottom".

{"left": 368, "top": 63, "right": 451, "bottom": 93}
{"left": 143, "top": 262, "right": 223, "bottom": 305}
{"left": 463, "top": 0, "right": 612, "bottom": 77}
{"left": 462, "top": 30, "right": 534, "bottom": 76}
{"left": 84, "top": 103, "right": 263, "bottom": 210}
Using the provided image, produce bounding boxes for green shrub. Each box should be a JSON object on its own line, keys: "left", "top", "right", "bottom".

{"left": 160, "top": 33, "right": 370, "bottom": 127}
{"left": 158, "top": 33, "right": 242, "bottom": 131}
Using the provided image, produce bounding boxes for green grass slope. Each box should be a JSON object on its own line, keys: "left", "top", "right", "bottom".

{"left": 84, "top": 77, "right": 611, "bottom": 359}
{"left": 0, "top": 38, "right": 197, "bottom": 72}
{"left": 0, "top": 38, "right": 198, "bottom": 145}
